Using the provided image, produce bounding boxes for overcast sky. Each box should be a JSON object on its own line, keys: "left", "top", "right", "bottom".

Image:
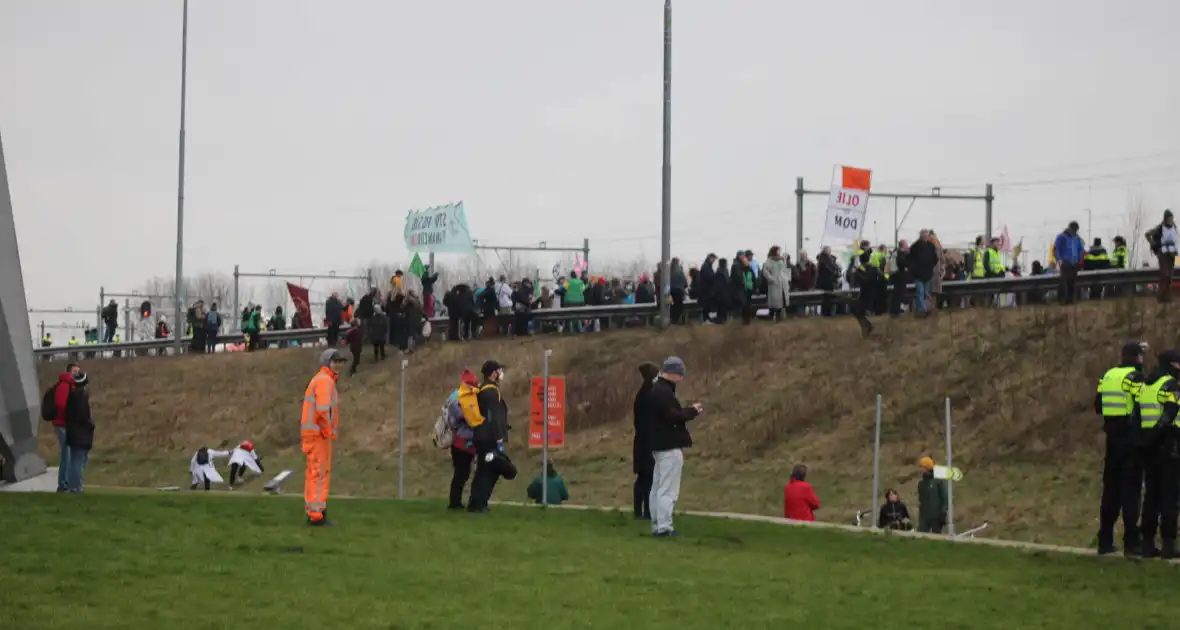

{"left": 2, "top": 0, "right": 1178, "bottom": 332}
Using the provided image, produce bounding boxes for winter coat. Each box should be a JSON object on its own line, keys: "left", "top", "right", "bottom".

{"left": 51, "top": 373, "right": 72, "bottom": 427}
{"left": 877, "top": 501, "right": 912, "bottom": 529}
{"left": 645, "top": 377, "right": 698, "bottom": 452}
{"left": 670, "top": 264, "right": 688, "bottom": 291}
{"left": 730, "top": 261, "right": 753, "bottom": 305}
{"left": 325, "top": 297, "right": 343, "bottom": 325}
{"left": 783, "top": 479, "right": 820, "bottom": 521}
{"left": 917, "top": 473, "right": 949, "bottom": 530}
{"left": 712, "top": 264, "right": 731, "bottom": 306}
{"left": 473, "top": 382, "right": 509, "bottom": 446}
{"left": 817, "top": 253, "right": 840, "bottom": 291}
{"left": 794, "top": 261, "right": 817, "bottom": 291}
{"left": 527, "top": 473, "right": 569, "bottom": 505}
{"left": 357, "top": 294, "right": 375, "bottom": 320}
{"left": 64, "top": 389, "right": 95, "bottom": 451}
{"left": 762, "top": 257, "right": 791, "bottom": 310}
{"left": 633, "top": 379, "right": 656, "bottom": 474}
{"left": 369, "top": 312, "right": 389, "bottom": 344}
{"left": 908, "top": 240, "right": 939, "bottom": 283}
{"left": 699, "top": 259, "right": 716, "bottom": 301}
{"left": 421, "top": 272, "right": 439, "bottom": 296}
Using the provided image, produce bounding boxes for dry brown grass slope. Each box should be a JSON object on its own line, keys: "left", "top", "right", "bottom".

{"left": 36, "top": 297, "right": 1180, "bottom": 546}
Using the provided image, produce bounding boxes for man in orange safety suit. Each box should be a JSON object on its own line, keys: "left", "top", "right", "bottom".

{"left": 302, "top": 348, "right": 347, "bottom": 526}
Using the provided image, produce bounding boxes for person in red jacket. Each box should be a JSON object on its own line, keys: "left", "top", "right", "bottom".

{"left": 52, "top": 363, "right": 82, "bottom": 492}
{"left": 783, "top": 464, "right": 820, "bottom": 521}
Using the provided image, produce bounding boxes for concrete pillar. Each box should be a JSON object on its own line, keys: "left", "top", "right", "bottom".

{"left": 0, "top": 129, "right": 48, "bottom": 483}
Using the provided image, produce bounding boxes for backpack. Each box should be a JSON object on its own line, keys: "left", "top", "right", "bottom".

{"left": 195, "top": 447, "right": 209, "bottom": 466}
{"left": 40, "top": 385, "right": 59, "bottom": 421}
{"left": 456, "top": 383, "right": 487, "bottom": 428}
{"left": 206, "top": 311, "right": 220, "bottom": 328}
{"left": 431, "top": 403, "right": 454, "bottom": 450}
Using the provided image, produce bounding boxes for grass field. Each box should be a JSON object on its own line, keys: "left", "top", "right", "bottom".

{"left": 1, "top": 492, "right": 1177, "bottom": 630}
{"left": 34, "top": 297, "right": 1180, "bottom": 547}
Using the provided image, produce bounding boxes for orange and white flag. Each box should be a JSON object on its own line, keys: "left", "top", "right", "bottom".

{"left": 823, "top": 165, "right": 873, "bottom": 244}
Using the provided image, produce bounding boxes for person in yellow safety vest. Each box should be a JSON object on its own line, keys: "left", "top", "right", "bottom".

{"left": 971, "top": 236, "right": 987, "bottom": 279}
{"left": 1111, "top": 236, "right": 1128, "bottom": 269}
{"left": 984, "top": 238, "right": 1006, "bottom": 278}
{"left": 1094, "top": 341, "right": 1146, "bottom": 556}
{"left": 41, "top": 334, "right": 52, "bottom": 348}
{"left": 1135, "top": 349, "right": 1180, "bottom": 559}
{"left": 68, "top": 337, "right": 78, "bottom": 346}
{"left": 302, "top": 348, "right": 347, "bottom": 526}
{"left": 868, "top": 245, "right": 890, "bottom": 315}
{"left": 1084, "top": 237, "right": 1112, "bottom": 300}
{"left": 848, "top": 241, "right": 875, "bottom": 336}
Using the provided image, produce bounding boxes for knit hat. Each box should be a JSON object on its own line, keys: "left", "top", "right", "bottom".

{"left": 319, "top": 349, "right": 343, "bottom": 367}
{"left": 661, "top": 356, "right": 686, "bottom": 377}
{"left": 919, "top": 456, "right": 935, "bottom": 471}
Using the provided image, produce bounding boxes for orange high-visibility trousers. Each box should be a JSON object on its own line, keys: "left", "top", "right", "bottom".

{"left": 303, "top": 436, "right": 333, "bottom": 520}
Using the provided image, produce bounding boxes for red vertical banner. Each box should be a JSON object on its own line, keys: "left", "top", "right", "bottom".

{"left": 529, "top": 376, "right": 566, "bottom": 449}
{"left": 287, "top": 283, "right": 312, "bottom": 329}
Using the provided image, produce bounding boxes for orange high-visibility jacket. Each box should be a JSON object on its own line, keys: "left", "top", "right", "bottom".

{"left": 301, "top": 367, "right": 339, "bottom": 440}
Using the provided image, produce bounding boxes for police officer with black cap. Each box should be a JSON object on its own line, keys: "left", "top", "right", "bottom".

{"left": 1094, "top": 341, "right": 1146, "bottom": 555}
{"left": 1135, "top": 348, "right": 1180, "bottom": 558}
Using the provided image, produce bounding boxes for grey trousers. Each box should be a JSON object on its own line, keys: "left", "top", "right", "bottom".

{"left": 650, "top": 449, "right": 684, "bottom": 533}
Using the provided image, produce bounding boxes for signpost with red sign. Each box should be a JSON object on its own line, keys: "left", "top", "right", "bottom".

{"left": 529, "top": 375, "right": 566, "bottom": 449}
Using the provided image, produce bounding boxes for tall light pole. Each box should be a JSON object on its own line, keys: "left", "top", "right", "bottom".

{"left": 173, "top": 0, "right": 189, "bottom": 353}
{"left": 658, "top": 0, "right": 672, "bottom": 328}
{"left": 1084, "top": 208, "right": 1092, "bottom": 240}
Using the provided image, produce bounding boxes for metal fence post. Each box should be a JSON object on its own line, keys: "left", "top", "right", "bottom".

{"left": 232, "top": 265, "right": 240, "bottom": 333}
{"left": 871, "top": 393, "right": 882, "bottom": 525}
{"left": 542, "top": 348, "right": 552, "bottom": 506}
{"left": 398, "top": 358, "right": 408, "bottom": 499}
{"left": 795, "top": 176, "right": 804, "bottom": 257}
{"left": 945, "top": 397, "right": 955, "bottom": 536}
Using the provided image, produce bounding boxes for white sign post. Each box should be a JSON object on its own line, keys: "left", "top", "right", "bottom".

{"left": 822, "top": 165, "right": 873, "bottom": 245}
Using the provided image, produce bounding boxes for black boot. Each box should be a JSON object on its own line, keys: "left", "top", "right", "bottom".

{"left": 1141, "top": 542, "right": 1161, "bottom": 558}
{"left": 1162, "top": 539, "right": 1176, "bottom": 560}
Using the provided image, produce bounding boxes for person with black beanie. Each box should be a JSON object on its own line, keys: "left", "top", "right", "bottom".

{"left": 632, "top": 362, "right": 660, "bottom": 520}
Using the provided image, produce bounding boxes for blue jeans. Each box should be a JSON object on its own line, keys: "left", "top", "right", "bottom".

{"left": 55, "top": 425, "right": 71, "bottom": 491}
{"left": 67, "top": 447, "right": 89, "bottom": 492}
{"left": 914, "top": 280, "right": 930, "bottom": 315}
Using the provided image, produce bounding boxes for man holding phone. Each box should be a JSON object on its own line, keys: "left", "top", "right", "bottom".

{"left": 646, "top": 356, "right": 702, "bottom": 537}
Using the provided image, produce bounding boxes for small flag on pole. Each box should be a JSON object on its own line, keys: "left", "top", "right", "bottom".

{"left": 409, "top": 252, "right": 427, "bottom": 277}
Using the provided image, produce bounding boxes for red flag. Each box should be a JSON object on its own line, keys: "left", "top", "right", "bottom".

{"left": 287, "top": 283, "right": 312, "bottom": 329}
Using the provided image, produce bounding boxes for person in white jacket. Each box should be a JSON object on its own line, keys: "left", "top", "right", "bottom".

{"left": 190, "top": 447, "right": 229, "bottom": 490}
{"left": 228, "top": 440, "right": 265, "bottom": 489}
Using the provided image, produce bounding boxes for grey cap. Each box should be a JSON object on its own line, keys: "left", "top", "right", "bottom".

{"left": 661, "top": 356, "right": 686, "bottom": 376}
{"left": 319, "top": 348, "right": 342, "bottom": 366}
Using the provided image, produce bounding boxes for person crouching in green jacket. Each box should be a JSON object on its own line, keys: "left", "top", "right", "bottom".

{"left": 527, "top": 462, "right": 569, "bottom": 506}
{"left": 917, "top": 456, "right": 949, "bottom": 533}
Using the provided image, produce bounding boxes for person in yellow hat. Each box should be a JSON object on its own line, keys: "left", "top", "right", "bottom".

{"left": 916, "top": 457, "right": 948, "bottom": 533}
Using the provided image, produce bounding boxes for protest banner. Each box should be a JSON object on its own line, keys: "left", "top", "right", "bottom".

{"left": 822, "top": 165, "right": 873, "bottom": 244}
{"left": 404, "top": 201, "right": 475, "bottom": 254}
{"left": 528, "top": 375, "right": 566, "bottom": 449}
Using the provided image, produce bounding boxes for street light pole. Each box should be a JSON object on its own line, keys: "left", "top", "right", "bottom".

{"left": 658, "top": 0, "right": 672, "bottom": 329}
{"left": 173, "top": 0, "right": 189, "bottom": 354}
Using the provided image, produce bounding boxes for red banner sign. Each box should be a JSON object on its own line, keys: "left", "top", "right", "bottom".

{"left": 529, "top": 376, "right": 566, "bottom": 449}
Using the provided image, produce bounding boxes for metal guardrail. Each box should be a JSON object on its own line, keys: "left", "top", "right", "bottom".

{"left": 32, "top": 267, "right": 1164, "bottom": 360}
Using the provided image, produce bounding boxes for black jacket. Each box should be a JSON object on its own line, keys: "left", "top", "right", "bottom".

{"left": 421, "top": 272, "right": 439, "bottom": 296}
{"left": 645, "top": 377, "right": 699, "bottom": 452}
{"left": 65, "top": 389, "right": 95, "bottom": 451}
{"left": 473, "top": 381, "right": 509, "bottom": 446}
{"left": 699, "top": 259, "right": 716, "bottom": 300}
{"left": 816, "top": 253, "right": 840, "bottom": 290}
{"left": 325, "top": 297, "right": 343, "bottom": 325}
{"left": 445, "top": 285, "right": 476, "bottom": 318}
{"left": 357, "top": 294, "right": 375, "bottom": 320}
{"left": 877, "top": 501, "right": 912, "bottom": 529}
{"left": 908, "top": 240, "right": 938, "bottom": 283}
{"left": 633, "top": 380, "right": 656, "bottom": 473}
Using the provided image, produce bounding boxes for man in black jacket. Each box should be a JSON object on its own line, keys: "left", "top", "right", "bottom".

{"left": 646, "top": 356, "right": 702, "bottom": 537}
{"left": 633, "top": 362, "right": 660, "bottom": 520}
{"left": 64, "top": 372, "right": 94, "bottom": 493}
{"left": 908, "top": 230, "right": 939, "bottom": 317}
{"left": 468, "top": 360, "right": 515, "bottom": 512}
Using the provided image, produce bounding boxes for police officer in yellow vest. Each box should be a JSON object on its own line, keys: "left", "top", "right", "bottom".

{"left": 849, "top": 241, "right": 875, "bottom": 336}
{"left": 1094, "top": 341, "right": 1146, "bottom": 555}
{"left": 1111, "top": 236, "right": 1128, "bottom": 269}
{"left": 868, "top": 244, "right": 890, "bottom": 315}
{"left": 1135, "top": 349, "right": 1180, "bottom": 558}
{"left": 984, "top": 238, "right": 1005, "bottom": 278}
{"left": 971, "top": 236, "right": 987, "bottom": 279}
